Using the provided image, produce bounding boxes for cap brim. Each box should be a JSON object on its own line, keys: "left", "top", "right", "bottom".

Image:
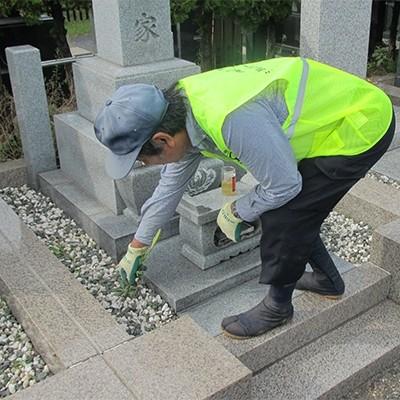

{"left": 105, "top": 147, "right": 140, "bottom": 179}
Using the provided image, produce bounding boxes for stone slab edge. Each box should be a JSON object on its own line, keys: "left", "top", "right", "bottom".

{"left": 218, "top": 263, "right": 391, "bottom": 372}
{"left": 0, "top": 159, "right": 27, "bottom": 189}
{"left": 334, "top": 175, "right": 400, "bottom": 229}
{"left": 371, "top": 217, "right": 400, "bottom": 304}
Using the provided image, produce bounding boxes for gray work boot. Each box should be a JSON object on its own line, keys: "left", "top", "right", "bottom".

{"left": 296, "top": 237, "right": 345, "bottom": 299}
{"left": 221, "top": 295, "right": 293, "bottom": 340}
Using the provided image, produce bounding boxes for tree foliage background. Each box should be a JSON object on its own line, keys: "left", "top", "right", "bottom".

{"left": 1, "top": 0, "right": 293, "bottom": 69}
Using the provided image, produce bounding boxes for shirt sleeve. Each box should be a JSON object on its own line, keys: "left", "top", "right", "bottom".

{"left": 134, "top": 150, "right": 202, "bottom": 245}
{"left": 222, "top": 99, "right": 302, "bottom": 222}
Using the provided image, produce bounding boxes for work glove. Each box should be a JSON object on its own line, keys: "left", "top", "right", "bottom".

{"left": 117, "top": 229, "right": 162, "bottom": 288}
{"left": 217, "top": 202, "right": 243, "bottom": 242}
{"left": 118, "top": 245, "right": 148, "bottom": 287}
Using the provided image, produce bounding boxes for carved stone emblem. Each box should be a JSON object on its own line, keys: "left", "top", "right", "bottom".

{"left": 134, "top": 12, "right": 159, "bottom": 42}
{"left": 186, "top": 168, "right": 217, "bottom": 196}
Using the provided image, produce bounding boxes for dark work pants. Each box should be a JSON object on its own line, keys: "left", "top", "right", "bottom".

{"left": 259, "top": 112, "right": 396, "bottom": 285}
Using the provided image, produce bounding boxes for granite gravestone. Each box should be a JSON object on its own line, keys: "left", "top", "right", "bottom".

{"left": 300, "top": 0, "right": 373, "bottom": 77}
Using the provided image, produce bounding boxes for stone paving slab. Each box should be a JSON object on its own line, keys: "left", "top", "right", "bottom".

{"left": 372, "top": 146, "right": 400, "bottom": 182}
{"left": 250, "top": 300, "right": 400, "bottom": 400}
{"left": 371, "top": 218, "right": 400, "bottom": 304}
{"left": 218, "top": 262, "right": 390, "bottom": 373}
{"left": 144, "top": 235, "right": 262, "bottom": 312}
{"left": 8, "top": 356, "right": 135, "bottom": 400}
{"left": 185, "top": 254, "right": 353, "bottom": 337}
{"left": 0, "top": 198, "right": 129, "bottom": 372}
{"left": 335, "top": 175, "right": 400, "bottom": 228}
{"left": 103, "top": 315, "right": 252, "bottom": 400}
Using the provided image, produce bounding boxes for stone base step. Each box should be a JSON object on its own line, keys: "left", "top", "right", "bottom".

{"left": 335, "top": 174, "right": 400, "bottom": 228}
{"left": 372, "top": 146, "right": 400, "bottom": 183}
{"left": 186, "top": 260, "right": 390, "bottom": 373}
{"left": 38, "top": 169, "right": 179, "bottom": 261}
{"left": 251, "top": 300, "right": 400, "bottom": 399}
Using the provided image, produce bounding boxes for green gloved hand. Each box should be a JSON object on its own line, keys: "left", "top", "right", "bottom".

{"left": 217, "top": 202, "right": 243, "bottom": 242}
{"left": 118, "top": 245, "right": 148, "bottom": 287}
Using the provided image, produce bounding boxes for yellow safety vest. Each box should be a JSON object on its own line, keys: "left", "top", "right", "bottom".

{"left": 177, "top": 57, "right": 393, "bottom": 168}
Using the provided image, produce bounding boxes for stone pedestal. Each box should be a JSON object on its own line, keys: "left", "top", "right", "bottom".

{"left": 300, "top": 0, "right": 373, "bottom": 77}
{"left": 177, "top": 183, "right": 262, "bottom": 269}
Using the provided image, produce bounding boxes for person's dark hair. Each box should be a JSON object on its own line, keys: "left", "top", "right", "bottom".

{"left": 139, "top": 86, "right": 187, "bottom": 157}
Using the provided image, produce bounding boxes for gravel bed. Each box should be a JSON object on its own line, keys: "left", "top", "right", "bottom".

{"left": 320, "top": 211, "right": 371, "bottom": 265}
{"left": 0, "top": 297, "right": 50, "bottom": 397}
{"left": 367, "top": 171, "right": 400, "bottom": 189}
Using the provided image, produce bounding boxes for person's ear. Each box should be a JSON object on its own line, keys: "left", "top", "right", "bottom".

{"left": 152, "top": 132, "right": 175, "bottom": 148}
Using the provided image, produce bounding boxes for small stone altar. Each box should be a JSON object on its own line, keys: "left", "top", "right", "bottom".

{"left": 178, "top": 182, "right": 262, "bottom": 269}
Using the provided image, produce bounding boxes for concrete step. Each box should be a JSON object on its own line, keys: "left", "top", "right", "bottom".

{"left": 250, "top": 300, "right": 400, "bottom": 400}
{"left": 372, "top": 146, "right": 400, "bottom": 183}
{"left": 205, "top": 261, "right": 390, "bottom": 373}
{"left": 335, "top": 174, "right": 400, "bottom": 228}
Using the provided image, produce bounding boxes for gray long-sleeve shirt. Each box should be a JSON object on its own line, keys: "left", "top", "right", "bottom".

{"left": 134, "top": 91, "right": 302, "bottom": 245}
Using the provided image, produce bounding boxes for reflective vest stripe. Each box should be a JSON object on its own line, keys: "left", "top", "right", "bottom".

{"left": 286, "top": 57, "right": 309, "bottom": 140}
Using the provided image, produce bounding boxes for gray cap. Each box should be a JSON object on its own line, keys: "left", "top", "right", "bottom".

{"left": 94, "top": 84, "right": 168, "bottom": 179}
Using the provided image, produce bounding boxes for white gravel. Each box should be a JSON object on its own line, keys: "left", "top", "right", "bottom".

{"left": 0, "top": 185, "right": 373, "bottom": 397}
{"left": 0, "top": 297, "right": 49, "bottom": 397}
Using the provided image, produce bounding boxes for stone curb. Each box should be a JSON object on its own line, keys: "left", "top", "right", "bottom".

{"left": 0, "top": 159, "right": 27, "bottom": 189}
{"left": 334, "top": 175, "right": 400, "bottom": 229}
{"left": 371, "top": 218, "right": 400, "bottom": 304}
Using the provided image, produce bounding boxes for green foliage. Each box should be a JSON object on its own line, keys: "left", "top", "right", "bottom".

{"left": 0, "top": 0, "right": 88, "bottom": 23}
{"left": 368, "top": 46, "right": 396, "bottom": 76}
{"left": 170, "top": 0, "right": 197, "bottom": 24}
{"left": 65, "top": 18, "right": 90, "bottom": 38}
{"left": 209, "top": 0, "right": 292, "bottom": 30}
{"left": 170, "top": 0, "right": 292, "bottom": 30}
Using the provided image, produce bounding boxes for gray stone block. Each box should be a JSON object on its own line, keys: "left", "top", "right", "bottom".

{"left": 54, "top": 112, "right": 125, "bottom": 215}
{"left": 218, "top": 262, "right": 390, "bottom": 373}
{"left": 5, "top": 46, "right": 57, "bottom": 189}
{"left": 39, "top": 170, "right": 180, "bottom": 260}
{"left": 372, "top": 146, "right": 400, "bottom": 182}
{"left": 92, "top": 0, "right": 174, "bottom": 66}
{"left": 144, "top": 235, "right": 262, "bottom": 311}
{"left": 186, "top": 253, "right": 354, "bottom": 337}
{"left": 0, "top": 199, "right": 130, "bottom": 372}
{"left": 178, "top": 183, "right": 262, "bottom": 269}
{"left": 300, "top": 0, "right": 372, "bottom": 77}
{"left": 371, "top": 218, "right": 400, "bottom": 304}
{"left": 8, "top": 356, "right": 135, "bottom": 400}
{"left": 73, "top": 56, "right": 200, "bottom": 122}
{"left": 335, "top": 175, "right": 400, "bottom": 228}
{"left": 250, "top": 300, "right": 400, "bottom": 400}
{"left": 0, "top": 158, "right": 27, "bottom": 188}
{"left": 103, "top": 315, "right": 252, "bottom": 400}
